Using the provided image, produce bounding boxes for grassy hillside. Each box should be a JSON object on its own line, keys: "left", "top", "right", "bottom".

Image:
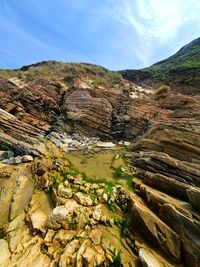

{"left": 121, "top": 37, "right": 200, "bottom": 93}
{"left": 0, "top": 61, "right": 122, "bottom": 87}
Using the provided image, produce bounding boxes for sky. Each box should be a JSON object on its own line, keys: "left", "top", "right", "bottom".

{"left": 0, "top": 0, "right": 200, "bottom": 70}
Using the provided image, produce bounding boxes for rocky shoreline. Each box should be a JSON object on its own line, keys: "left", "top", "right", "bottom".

{"left": 0, "top": 62, "right": 200, "bottom": 266}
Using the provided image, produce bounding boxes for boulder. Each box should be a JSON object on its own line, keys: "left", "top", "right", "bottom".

{"left": 0, "top": 150, "right": 14, "bottom": 160}
{"left": 73, "top": 192, "right": 93, "bottom": 206}
{"left": 2, "top": 156, "right": 22, "bottom": 165}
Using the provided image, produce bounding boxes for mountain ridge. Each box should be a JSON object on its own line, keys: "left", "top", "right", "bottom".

{"left": 120, "top": 37, "right": 200, "bottom": 94}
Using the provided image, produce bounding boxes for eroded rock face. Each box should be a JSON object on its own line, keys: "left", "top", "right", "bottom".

{"left": 0, "top": 62, "right": 200, "bottom": 267}
{"left": 62, "top": 89, "right": 113, "bottom": 138}
{"left": 130, "top": 122, "right": 200, "bottom": 267}
{"left": 0, "top": 108, "right": 45, "bottom": 156}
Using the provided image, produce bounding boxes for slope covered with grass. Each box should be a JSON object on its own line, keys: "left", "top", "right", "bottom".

{"left": 121, "top": 37, "right": 200, "bottom": 93}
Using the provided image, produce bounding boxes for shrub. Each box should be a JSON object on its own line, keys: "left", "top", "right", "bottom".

{"left": 155, "top": 84, "right": 171, "bottom": 95}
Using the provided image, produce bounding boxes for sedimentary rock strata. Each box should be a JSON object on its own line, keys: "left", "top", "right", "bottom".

{"left": 0, "top": 61, "right": 199, "bottom": 266}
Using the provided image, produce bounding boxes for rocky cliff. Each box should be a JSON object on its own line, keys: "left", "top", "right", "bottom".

{"left": 0, "top": 58, "right": 199, "bottom": 267}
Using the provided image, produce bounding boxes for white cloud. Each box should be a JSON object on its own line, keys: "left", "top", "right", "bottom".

{"left": 108, "top": 0, "right": 200, "bottom": 66}
{"left": 111, "top": 0, "right": 200, "bottom": 41}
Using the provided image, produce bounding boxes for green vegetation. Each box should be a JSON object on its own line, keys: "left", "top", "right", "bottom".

{"left": 113, "top": 167, "right": 135, "bottom": 190}
{"left": 155, "top": 84, "right": 171, "bottom": 95}
{"left": 41, "top": 244, "right": 49, "bottom": 255}
{"left": 121, "top": 38, "right": 200, "bottom": 92}
{"left": 109, "top": 252, "right": 123, "bottom": 267}
{"left": 148, "top": 39, "right": 200, "bottom": 86}
{"left": 0, "top": 61, "right": 123, "bottom": 87}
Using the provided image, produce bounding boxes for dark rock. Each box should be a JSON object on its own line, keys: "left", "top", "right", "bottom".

{"left": 186, "top": 187, "right": 200, "bottom": 211}
{"left": 0, "top": 151, "right": 14, "bottom": 160}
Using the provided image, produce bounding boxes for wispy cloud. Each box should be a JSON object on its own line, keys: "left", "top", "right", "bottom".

{"left": 0, "top": 0, "right": 200, "bottom": 69}
{"left": 108, "top": 0, "right": 200, "bottom": 66}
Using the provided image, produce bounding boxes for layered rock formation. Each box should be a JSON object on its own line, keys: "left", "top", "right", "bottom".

{"left": 130, "top": 122, "right": 200, "bottom": 267}
{"left": 0, "top": 59, "right": 199, "bottom": 266}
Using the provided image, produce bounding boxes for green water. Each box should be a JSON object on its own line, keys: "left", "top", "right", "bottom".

{"left": 66, "top": 149, "right": 134, "bottom": 190}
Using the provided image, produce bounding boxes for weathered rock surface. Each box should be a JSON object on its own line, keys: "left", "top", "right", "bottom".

{"left": 186, "top": 187, "right": 200, "bottom": 211}
{"left": 0, "top": 108, "right": 45, "bottom": 156}
{"left": 0, "top": 61, "right": 200, "bottom": 266}
{"left": 130, "top": 122, "right": 200, "bottom": 267}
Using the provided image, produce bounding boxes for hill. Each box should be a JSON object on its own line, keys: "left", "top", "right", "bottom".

{"left": 120, "top": 37, "right": 200, "bottom": 94}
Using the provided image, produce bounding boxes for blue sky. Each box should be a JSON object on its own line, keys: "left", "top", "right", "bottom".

{"left": 0, "top": 0, "right": 200, "bottom": 70}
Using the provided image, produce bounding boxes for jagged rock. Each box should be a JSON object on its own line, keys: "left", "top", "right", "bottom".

{"left": 132, "top": 150, "right": 200, "bottom": 186}
{"left": 59, "top": 239, "right": 81, "bottom": 266}
{"left": 73, "top": 192, "right": 93, "bottom": 206}
{"left": 1, "top": 60, "right": 200, "bottom": 267}
{"left": 46, "top": 200, "right": 90, "bottom": 230}
{"left": 10, "top": 172, "right": 34, "bottom": 220}
{"left": 118, "top": 189, "right": 181, "bottom": 262}
{"left": 92, "top": 205, "right": 102, "bottom": 221}
{"left": 140, "top": 171, "right": 191, "bottom": 201}
{"left": 159, "top": 204, "right": 200, "bottom": 267}
{"left": 132, "top": 124, "right": 200, "bottom": 164}
{"left": 102, "top": 193, "right": 108, "bottom": 202}
{"left": 28, "top": 191, "right": 53, "bottom": 233}
{"left": 58, "top": 184, "right": 73, "bottom": 199}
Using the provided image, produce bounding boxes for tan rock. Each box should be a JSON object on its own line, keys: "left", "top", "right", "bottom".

{"left": 73, "top": 192, "right": 93, "bottom": 206}
{"left": 0, "top": 239, "right": 11, "bottom": 266}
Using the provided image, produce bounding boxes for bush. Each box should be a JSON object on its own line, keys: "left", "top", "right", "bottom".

{"left": 155, "top": 84, "right": 171, "bottom": 95}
